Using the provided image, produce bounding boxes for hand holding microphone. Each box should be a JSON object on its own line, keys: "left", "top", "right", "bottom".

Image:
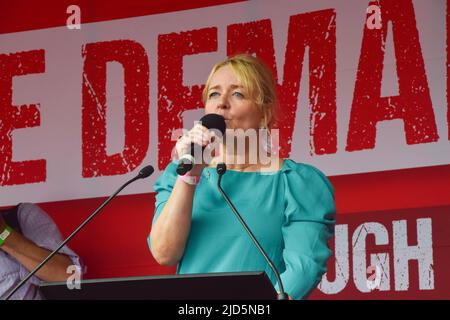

{"left": 175, "top": 114, "right": 226, "bottom": 176}
{"left": 175, "top": 124, "right": 214, "bottom": 176}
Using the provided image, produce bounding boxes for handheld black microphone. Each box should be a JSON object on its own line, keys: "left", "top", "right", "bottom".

{"left": 216, "top": 163, "right": 289, "bottom": 300}
{"left": 176, "top": 113, "right": 226, "bottom": 176}
{"left": 4, "top": 165, "right": 154, "bottom": 300}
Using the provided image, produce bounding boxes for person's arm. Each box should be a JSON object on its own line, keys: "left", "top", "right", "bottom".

{"left": 149, "top": 125, "right": 215, "bottom": 266}
{"left": 0, "top": 215, "right": 72, "bottom": 282}
{"left": 149, "top": 177, "right": 196, "bottom": 266}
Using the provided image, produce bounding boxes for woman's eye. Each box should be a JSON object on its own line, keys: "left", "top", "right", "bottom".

{"left": 233, "top": 92, "right": 244, "bottom": 98}
{"left": 208, "top": 92, "right": 219, "bottom": 98}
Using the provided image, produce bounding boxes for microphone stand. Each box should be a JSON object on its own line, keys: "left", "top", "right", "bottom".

{"left": 4, "top": 165, "right": 154, "bottom": 300}
{"left": 216, "top": 163, "right": 289, "bottom": 300}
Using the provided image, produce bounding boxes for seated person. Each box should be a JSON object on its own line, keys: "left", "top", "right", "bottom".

{"left": 0, "top": 202, "right": 84, "bottom": 300}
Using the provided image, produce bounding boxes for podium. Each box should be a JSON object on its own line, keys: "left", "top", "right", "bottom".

{"left": 39, "top": 271, "right": 278, "bottom": 300}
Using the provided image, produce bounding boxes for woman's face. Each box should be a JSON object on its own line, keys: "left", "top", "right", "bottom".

{"left": 204, "top": 65, "right": 263, "bottom": 131}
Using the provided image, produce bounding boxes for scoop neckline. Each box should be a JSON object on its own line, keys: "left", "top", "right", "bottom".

{"left": 204, "top": 158, "right": 289, "bottom": 174}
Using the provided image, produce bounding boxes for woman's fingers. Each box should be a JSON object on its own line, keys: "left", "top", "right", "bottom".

{"left": 175, "top": 125, "right": 220, "bottom": 160}
{"left": 188, "top": 126, "right": 214, "bottom": 146}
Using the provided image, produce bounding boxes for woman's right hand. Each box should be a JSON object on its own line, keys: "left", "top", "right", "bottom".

{"left": 174, "top": 123, "right": 218, "bottom": 176}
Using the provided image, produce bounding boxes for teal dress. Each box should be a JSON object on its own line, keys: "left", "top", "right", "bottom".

{"left": 148, "top": 159, "right": 335, "bottom": 299}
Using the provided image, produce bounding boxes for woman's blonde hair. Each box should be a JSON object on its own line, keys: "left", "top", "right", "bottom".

{"left": 202, "top": 54, "right": 278, "bottom": 130}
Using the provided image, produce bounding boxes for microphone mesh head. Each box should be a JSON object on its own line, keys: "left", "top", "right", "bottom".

{"left": 138, "top": 165, "right": 154, "bottom": 178}
{"left": 199, "top": 114, "right": 226, "bottom": 135}
{"left": 216, "top": 163, "right": 227, "bottom": 175}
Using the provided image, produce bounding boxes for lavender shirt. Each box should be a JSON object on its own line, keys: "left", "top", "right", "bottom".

{"left": 0, "top": 203, "right": 84, "bottom": 300}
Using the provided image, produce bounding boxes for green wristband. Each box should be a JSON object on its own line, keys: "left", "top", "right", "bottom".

{"left": 0, "top": 225, "right": 13, "bottom": 247}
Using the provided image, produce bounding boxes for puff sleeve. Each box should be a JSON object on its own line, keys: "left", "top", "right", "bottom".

{"left": 277, "top": 162, "right": 336, "bottom": 300}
